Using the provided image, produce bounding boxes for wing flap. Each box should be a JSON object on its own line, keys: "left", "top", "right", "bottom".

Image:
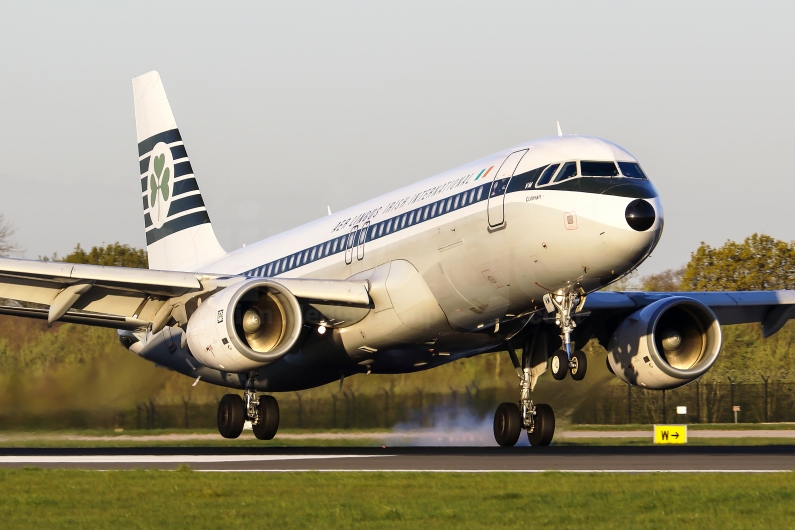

{"left": 0, "top": 305, "right": 149, "bottom": 331}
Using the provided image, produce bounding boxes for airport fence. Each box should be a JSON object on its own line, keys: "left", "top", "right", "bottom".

{"left": 0, "top": 380, "right": 793, "bottom": 430}
{"left": 576, "top": 380, "right": 795, "bottom": 425}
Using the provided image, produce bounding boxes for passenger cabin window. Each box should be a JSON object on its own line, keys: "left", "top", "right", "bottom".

{"left": 536, "top": 164, "right": 560, "bottom": 187}
{"left": 617, "top": 162, "right": 648, "bottom": 179}
{"left": 554, "top": 162, "right": 577, "bottom": 182}
{"left": 581, "top": 161, "right": 619, "bottom": 177}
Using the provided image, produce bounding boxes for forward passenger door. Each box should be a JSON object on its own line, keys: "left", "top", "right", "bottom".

{"left": 487, "top": 150, "right": 527, "bottom": 227}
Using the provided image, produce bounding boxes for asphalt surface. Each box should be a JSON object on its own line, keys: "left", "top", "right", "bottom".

{"left": 0, "top": 446, "right": 793, "bottom": 472}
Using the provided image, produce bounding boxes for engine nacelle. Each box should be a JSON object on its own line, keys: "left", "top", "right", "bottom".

{"left": 186, "top": 279, "right": 303, "bottom": 372}
{"left": 607, "top": 296, "right": 722, "bottom": 390}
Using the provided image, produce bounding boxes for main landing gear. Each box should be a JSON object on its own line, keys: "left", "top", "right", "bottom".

{"left": 217, "top": 373, "right": 280, "bottom": 440}
{"left": 545, "top": 291, "right": 588, "bottom": 381}
{"left": 493, "top": 341, "right": 555, "bottom": 447}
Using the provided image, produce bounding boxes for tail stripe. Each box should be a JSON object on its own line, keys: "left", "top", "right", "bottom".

{"left": 173, "top": 161, "right": 193, "bottom": 179}
{"left": 170, "top": 144, "right": 188, "bottom": 160}
{"left": 145, "top": 211, "right": 211, "bottom": 246}
{"left": 173, "top": 178, "right": 199, "bottom": 196}
{"left": 137, "top": 128, "right": 182, "bottom": 157}
{"left": 167, "top": 194, "right": 205, "bottom": 216}
{"left": 139, "top": 157, "right": 149, "bottom": 174}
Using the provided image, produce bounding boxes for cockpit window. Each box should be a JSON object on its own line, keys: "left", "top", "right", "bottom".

{"left": 581, "top": 161, "right": 618, "bottom": 177}
{"left": 617, "top": 162, "right": 647, "bottom": 179}
{"left": 554, "top": 161, "right": 577, "bottom": 182}
{"left": 535, "top": 164, "right": 559, "bottom": 187}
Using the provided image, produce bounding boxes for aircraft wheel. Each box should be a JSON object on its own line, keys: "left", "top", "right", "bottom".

{"left": 252, "top": 395, "right": 280, "bottom": 440}
{"left": 527, "top": 404, "right": 555, "bottom": 446}
{"left": 493, "top": 402, "right": 522, "bottom": 447}
{"left": 550, "top": 350, "right": 568, "bottom": 380}
{"left": 217, "top": 394, "right": 246, "bottom": 439}
{"left": 570, "top": 350, "right": 587, "bottom": 381}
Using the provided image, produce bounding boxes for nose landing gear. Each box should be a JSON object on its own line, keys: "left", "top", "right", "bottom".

{"left": 493, "top": 340, "right": 556, "bottom": 447}
{"left": 544, "top": 291, "right": 588, "bottom": 381}
{"left": 216, "top": 373, "right": 280, "bottom": 440}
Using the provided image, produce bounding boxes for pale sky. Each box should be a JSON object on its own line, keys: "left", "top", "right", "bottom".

{"left": 1, "top": 1, "right": 793, "bottom": 275}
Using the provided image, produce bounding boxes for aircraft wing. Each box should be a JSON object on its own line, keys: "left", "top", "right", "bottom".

{"left": 0, "top": 257, "right": 370, "bottom": 332}
{"left": 582, "top": 290, "right": 795, "bottom": 337}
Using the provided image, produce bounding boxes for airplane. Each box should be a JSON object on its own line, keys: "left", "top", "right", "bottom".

{"left": 1, "top": 70, "right": 794, "bottom": 446}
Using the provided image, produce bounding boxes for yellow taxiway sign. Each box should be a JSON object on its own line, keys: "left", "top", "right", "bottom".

{"left": 654, "top": 424, "right": 688, "bottom": 444}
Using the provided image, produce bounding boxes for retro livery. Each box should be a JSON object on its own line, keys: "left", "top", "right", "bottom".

{"left": 1, "top": 71, "right": 794, "bottom": 446}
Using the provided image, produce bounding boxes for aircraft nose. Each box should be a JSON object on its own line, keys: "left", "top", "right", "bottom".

{"left": 625, "top": 199, "right": 656, "bottom": 231}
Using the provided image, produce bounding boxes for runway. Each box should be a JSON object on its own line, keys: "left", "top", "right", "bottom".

{"left": 0, "top": 446, "right": 793, "bottom": 472}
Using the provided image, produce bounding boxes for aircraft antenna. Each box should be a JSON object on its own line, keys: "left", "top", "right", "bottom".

{"left": 557, "top": 121, "right": 563, "bottom": 137}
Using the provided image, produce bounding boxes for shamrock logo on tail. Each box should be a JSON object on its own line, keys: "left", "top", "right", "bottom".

{"left": 149, "top": 153, "right": 170, "bottom": 224}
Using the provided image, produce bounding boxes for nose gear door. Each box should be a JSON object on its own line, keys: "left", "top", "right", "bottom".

{"left": 487, "top": 149, "right": 527, "bottom": 227}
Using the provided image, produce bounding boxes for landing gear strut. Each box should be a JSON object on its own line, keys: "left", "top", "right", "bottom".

{"left": 493, "top": 340, "right": 556, "bottom": 447}
{"left": 216, "top": 373, "right": 280, "bottom": 440}
{"left": 545, "top": 291, "right": 588, "bottom": 381}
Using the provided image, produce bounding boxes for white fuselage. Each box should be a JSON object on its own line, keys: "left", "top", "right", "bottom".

{"left": 187, "top": 135, "right": 662, "bottom": 377}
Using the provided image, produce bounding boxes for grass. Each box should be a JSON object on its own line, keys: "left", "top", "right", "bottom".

{"left": 0, "top": 469, "right": 792, "bottom": 528}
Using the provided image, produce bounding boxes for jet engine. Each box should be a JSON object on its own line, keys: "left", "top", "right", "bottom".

{"left": 607, "top": 297, "right": 721, "bottom": 390}
{"left": 186, "top": 279, "right": 304, "bottom": 372}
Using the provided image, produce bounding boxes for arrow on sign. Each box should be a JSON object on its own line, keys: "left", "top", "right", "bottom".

{"left": 672, "top": 432, "right": 680, "bottom": 439}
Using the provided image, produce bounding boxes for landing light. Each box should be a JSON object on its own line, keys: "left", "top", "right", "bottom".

{"left": 317, "top": 325, "right": 327, "bottom": 335}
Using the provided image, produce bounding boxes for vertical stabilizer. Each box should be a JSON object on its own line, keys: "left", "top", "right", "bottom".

{"left": 132, "top": 71, "right": 226, "bottom": 271}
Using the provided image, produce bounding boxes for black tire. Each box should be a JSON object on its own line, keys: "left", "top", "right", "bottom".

{"left": 252, "top": 395, "right": 280, "bottom": 440}
{"left": 527, "top": 403, "right": 555, "bottom": 446}
{"left": 570, "top": 350, "right": 587, "bottom": 381}
{"left": 493, "top": 402, "right": 522, "bottom": 447}
{"left": 217, "top": 394, "right": 246, "bottom": 439}
{"left": 550, "top": 350, "right": 568, "bottom": 380}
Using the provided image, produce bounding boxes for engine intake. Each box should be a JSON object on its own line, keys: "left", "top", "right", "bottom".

{"left": 186, "top": 279, "right": 303, "bottom": 372}
{"left": 607, "top": 297, "right": 721, "bottom": 390}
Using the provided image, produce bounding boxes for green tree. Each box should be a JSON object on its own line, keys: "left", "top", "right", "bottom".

{"left": 681, "top": 234, "right": 795, "bottom": 291}
{"left": 58, "top": 242, "right": 148, "bottom": 268}
{"left": 641, "top": 266, "right": 684, "bottom": 292}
